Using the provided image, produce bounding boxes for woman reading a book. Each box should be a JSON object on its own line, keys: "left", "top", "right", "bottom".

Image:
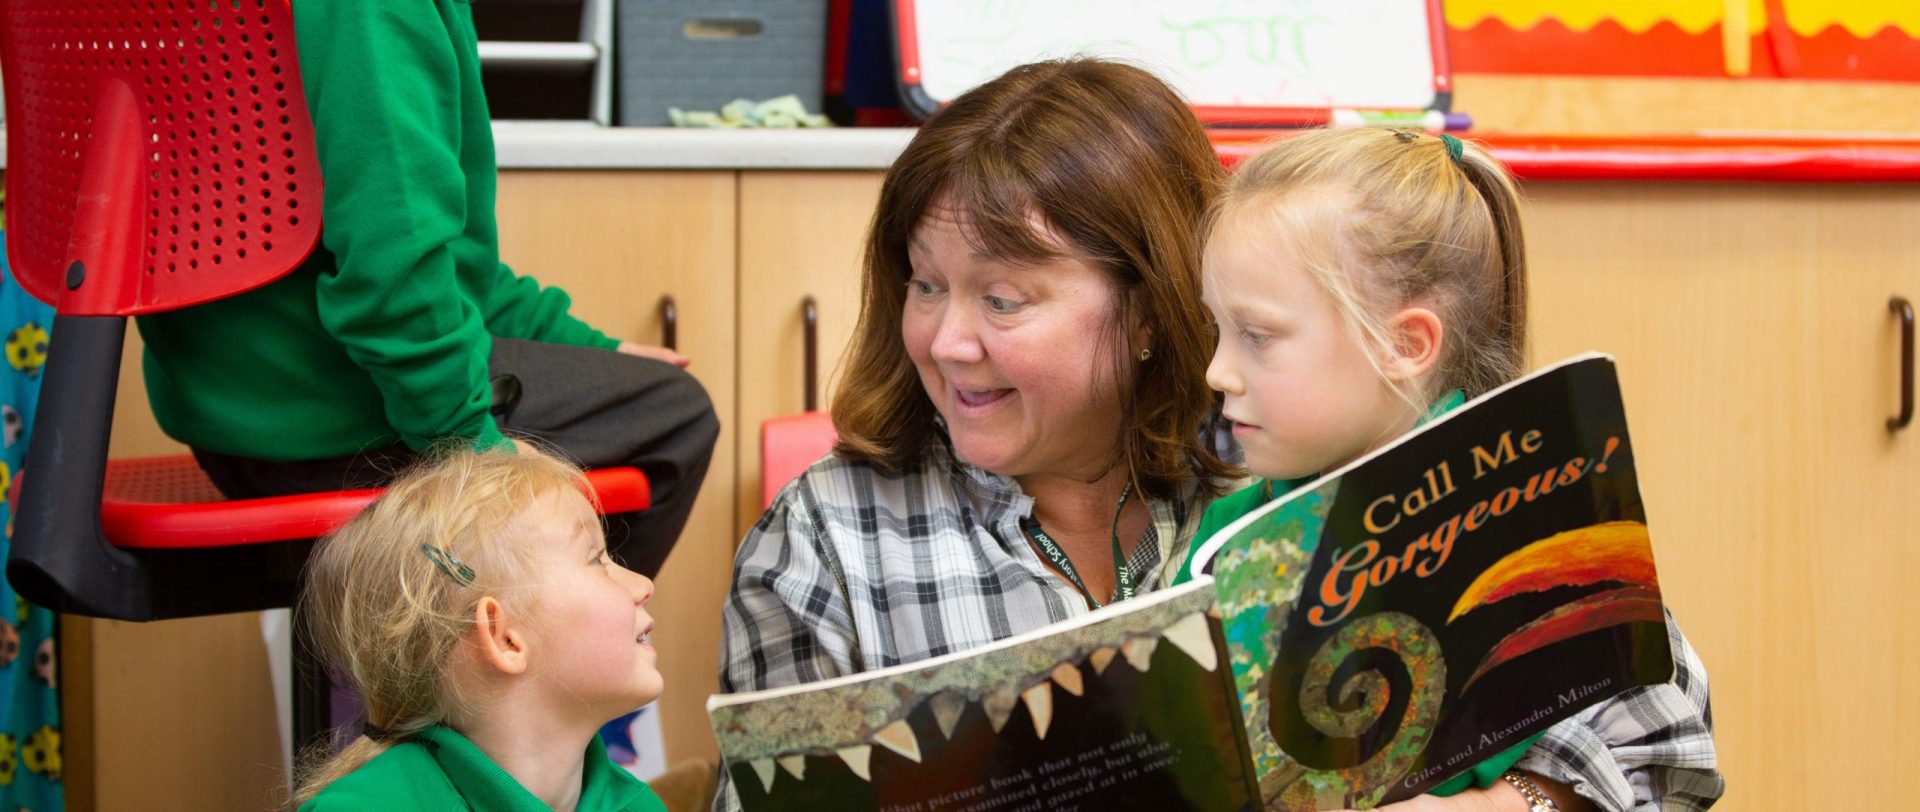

{"left": 714, "top": 58, "right": 1238, "bottom": 808}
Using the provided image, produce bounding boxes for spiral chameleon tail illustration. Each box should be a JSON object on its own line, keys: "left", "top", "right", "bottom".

{"left": 1277, "top": 611, "right": 1446, "bottom": 809}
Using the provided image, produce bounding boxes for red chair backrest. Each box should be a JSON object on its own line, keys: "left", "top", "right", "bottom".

{"left": 761, "top": 411, "right": 837, "bottom": 509}
{"left": 0, "top": 0, "right": 322, "bottom": 316}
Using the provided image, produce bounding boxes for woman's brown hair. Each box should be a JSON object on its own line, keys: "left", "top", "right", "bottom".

{"left": 831, "top": 58, "right": 1235, "bottom": 499}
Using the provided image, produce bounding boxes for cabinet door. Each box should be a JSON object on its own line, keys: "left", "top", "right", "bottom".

{"left": 735, "top": 172, "right": 885, "bottom": 536}
{"left": 1526, "top": 182, "right": 1920, "bottom": 809}
{"left": 495, "top": 169, "right": 738, "bottom": 767}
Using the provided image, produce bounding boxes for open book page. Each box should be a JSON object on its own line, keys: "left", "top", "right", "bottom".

{"left": 709, "top": 579, "right": 1260, "bottom": 811}
{"left": 1195, "top": 353, "right": 1678, "bottom": 809}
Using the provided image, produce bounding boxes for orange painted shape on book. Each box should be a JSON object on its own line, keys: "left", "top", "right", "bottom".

{"left": 1448, "top": 520, "right": 1658, "bottom": 623}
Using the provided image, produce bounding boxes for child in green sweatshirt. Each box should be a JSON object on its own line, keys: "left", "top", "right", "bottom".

{"left": 295, "top": 449, "right": 669, "bottom": 811}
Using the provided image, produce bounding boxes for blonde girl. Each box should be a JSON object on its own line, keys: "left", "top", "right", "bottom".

{"left": 1182, "top": 128, "right": 1723, "bottom": 812}
{"left": 292, "top": 449, "right": 667, "bottom": 811}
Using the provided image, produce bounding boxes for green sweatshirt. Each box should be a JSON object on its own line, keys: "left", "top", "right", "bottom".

{"left": 1175, "top": 390, "right": 1539, "bottom": 796}
{"left": 299, "top": 725, "right": 666, "bottom": 811}
{"left": 136, "top": 0, "right": 615, "bottom": 460}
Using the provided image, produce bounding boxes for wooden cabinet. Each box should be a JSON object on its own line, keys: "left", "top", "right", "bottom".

{"left": 734, "top": 172, "right": 884, "bottom": 533}
{"left": 1525, "top": 182, "right": 1920, "bottom": 808}
{"left": 492, "top": 170, "right": 738, "bottom": 768}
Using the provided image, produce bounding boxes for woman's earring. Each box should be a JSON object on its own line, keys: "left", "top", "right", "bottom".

{"left": 1139, "top": 347, "right": 1153, "bottom": 362}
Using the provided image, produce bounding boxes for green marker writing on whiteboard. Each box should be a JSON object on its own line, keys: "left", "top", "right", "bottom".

{"left": 1330, "top": 109, "right": 1473, "bottom": 132}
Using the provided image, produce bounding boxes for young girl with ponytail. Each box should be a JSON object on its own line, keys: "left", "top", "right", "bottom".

{"left": 1181, "top": 128, "right": 1723, "bottom": 811}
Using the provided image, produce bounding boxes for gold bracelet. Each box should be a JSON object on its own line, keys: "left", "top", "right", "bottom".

{"left": 1500, "top": 770, "right": 1560, "bottom": 812}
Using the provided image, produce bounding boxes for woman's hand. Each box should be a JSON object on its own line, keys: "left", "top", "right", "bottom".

{"left": 616, "top": 341, "right": 691, "bottom": 368}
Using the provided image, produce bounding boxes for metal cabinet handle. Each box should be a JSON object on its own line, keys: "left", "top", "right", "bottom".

{"left": 659, "top": 294, "right": 677, "bottom": 351}
{"left": 803, "top": 296, "right": 819, "bottom": 412}
{"left": 1894, "top": 296, "right": 1914, "bottom": 432}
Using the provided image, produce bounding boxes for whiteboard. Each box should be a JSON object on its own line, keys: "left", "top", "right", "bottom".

{"left": 896, "top": 0, "right": 1448, "bottom": 120}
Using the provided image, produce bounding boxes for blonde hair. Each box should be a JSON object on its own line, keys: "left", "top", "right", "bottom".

{"left": 1216, "top": 128, "right": 1528, "bottom": 404}
{"left": 832, "top": 58, "right": 1236, "bottom": 499}
{"left": 289, "top": 447, "right": 594, "bottom": 805}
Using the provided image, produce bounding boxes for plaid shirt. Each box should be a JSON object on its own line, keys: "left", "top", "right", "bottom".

{"left": 1518, "top": 611, "right": 1725, "bottom": 810}
{"left": 719, "top": 440, "right": 1216, "bottom": 693}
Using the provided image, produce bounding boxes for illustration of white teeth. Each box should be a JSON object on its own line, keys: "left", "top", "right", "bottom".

{"left": 1050, "top": 663, "right": 1084, "bottom": 696}
{"left": 984, "top": 686, "right": 1020, "bottom": 733}
{"left": 1022, "top": 683, "right": 1054, "bottom": 740}
{"left": 837, "top": 745, "right": 872, "bottom": 781}
{"left": 751, "top": 758, "right": 777, "bottom": 792}
{"left": 1163, "top": 612, "right": 1217, "bottom": 672}
{"left": 930, "top": 691, "right": 967, "bottom": 740}
{"left": 1089, "top": 647, "right": 1118, "bottom": 675}
{"left": 1121, "top": 636, "right": 1158, "bottom": 672}
{"left": 872, "top": 719, "right": 921, "bottom": 763}
{"left": 777, "top": 754, "right": 806, "bottom": 781}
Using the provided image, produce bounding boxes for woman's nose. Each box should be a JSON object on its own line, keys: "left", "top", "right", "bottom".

{"left": 928, "top": 305, "right": 985, "bottom": 364}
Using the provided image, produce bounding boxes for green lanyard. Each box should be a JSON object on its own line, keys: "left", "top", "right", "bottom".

{"left": 1020, "top": 481, "right": 1136, "bottom": 610}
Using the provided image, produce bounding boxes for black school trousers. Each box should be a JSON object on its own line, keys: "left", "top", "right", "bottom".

{"left": 190, "top": 337, "right": 720, "bottom": 578}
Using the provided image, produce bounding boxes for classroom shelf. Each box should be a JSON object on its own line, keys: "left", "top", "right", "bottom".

{"left": 3, "top": 127, "right": 1913, "bottom": 182}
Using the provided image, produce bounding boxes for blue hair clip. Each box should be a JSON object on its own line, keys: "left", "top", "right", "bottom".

{"left": 420, "top": 543, "right": 476, "bottom": 586}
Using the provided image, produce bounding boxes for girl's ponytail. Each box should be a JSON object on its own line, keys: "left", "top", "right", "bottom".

{"left": 290, "top": 736, "right": 395, "bottom": 807}
{"left": 1449, "top": 139, "right": 1530, "bottom": 392}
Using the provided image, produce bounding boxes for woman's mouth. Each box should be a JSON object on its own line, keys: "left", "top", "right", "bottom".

{"left": 953, "top": 388, "right": 1013, "bottom": 410}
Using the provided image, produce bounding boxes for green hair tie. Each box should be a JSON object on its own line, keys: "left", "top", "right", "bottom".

{"left": 1439, "top": 132, "right": 1466, "bottom": 165}
{"left": 420, "top": 544, "right": 476, "bottom": 586}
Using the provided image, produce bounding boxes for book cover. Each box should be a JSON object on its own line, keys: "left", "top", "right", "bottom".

{"left": 1189, "top": 352, "right": 1676, "bottom": 809}
{"left": 708, "top": 580, "right": 1261, "bottom": 811}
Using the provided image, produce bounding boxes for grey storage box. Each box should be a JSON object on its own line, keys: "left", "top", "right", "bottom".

{"left": 616, "top": 0, "right": 828, "bottom": 126}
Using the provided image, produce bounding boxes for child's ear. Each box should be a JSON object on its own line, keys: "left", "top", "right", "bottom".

{"left": 1382, "top": 307, "right": 1444, "bottom": 382}
{"left": 471, "top": 596, "right": 530, "bottom": 677}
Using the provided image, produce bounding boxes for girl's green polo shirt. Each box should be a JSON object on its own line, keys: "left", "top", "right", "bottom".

{"left": 1174, "top": 390, "right": 1540, "bottom": 797}
{"left": 300, "top": 724, "right": 666, "bottom": 811}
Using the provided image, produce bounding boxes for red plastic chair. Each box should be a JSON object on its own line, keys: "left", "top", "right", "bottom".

{"left": 0, "top": 0, "right": 651, "bottom": 621}
{"left": 762, "top": 412, "right": 836, "bottom": 509}
{"left": 760, "top": 297, "right": 838, "bottom": 508}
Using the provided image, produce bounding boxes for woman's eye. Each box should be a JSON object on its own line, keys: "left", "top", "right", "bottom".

{"left": 907, "top": 279, "right": 940, "bottom": 296}
{"left": 1239, "top": 327, "right": 1270, "bottom": 347}
{"left": 984, "top": 295, "right": 1020, "bottom": 314}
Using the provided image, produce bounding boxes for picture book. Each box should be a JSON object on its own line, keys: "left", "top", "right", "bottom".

{"left": 708, "top": 580, "right": 1261, "bottom": 811}
{"left": 1188, "top": 352, "right": 1676, "bottom": 809}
